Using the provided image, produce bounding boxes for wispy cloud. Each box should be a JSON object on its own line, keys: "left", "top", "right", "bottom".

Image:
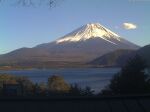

{"left": 123, "top": 23, "right": 137, "bottom": 30}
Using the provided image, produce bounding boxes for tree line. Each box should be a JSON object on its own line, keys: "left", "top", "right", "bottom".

{"left": 0, "top": 74, "right": 95, "bottom": 96}
{"left": 0, "top": 55, "right": 150, "bottom": 97}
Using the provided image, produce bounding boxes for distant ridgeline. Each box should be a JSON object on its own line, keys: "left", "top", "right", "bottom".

{"left": 0, "top": 44, "right": 149, "bottom": 69}
{"left": 89, "top": 45, "right": 150, "bottom": 68}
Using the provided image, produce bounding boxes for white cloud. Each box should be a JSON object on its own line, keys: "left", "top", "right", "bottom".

{"left": 123, "top": 23, "right": 137, "bottom": 30}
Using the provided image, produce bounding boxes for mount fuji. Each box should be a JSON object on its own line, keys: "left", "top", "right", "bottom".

{"left": 0, "top": 23, "right": 139, "bottom": 68}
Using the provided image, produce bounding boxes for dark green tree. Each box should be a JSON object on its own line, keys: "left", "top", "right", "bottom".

{"left": 32, "top": 82, "right": 47, "bottom": 96}
{"left": 69, "top": 84, "right": 94, "bottom": 96}
{"left": 69, "top": 84, "right": 83, "bottom": 96}
{"left": 82, "top": 86, "right": 94, "bottom": 96}
{"left": 101, "top": 55, "right": 150, "bottom": 95}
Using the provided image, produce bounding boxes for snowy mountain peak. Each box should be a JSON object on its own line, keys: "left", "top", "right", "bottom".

{"left": 56, "top": 23, "right": 121, "bottom": 44}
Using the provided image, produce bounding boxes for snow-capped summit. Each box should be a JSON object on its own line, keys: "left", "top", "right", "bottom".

{"left": 0, "top": 22, "right": 140, "bottom": 66}
{"left": 56, "top": 23, "right": 121, "bottom": 45}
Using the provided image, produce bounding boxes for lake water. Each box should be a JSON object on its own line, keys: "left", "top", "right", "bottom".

{"left": 0, "top": 68, "right": 120, "bottom": 93}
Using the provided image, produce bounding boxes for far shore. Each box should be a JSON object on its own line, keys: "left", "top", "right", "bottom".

{"left": 0, "top": 65, "right": 121, "bottom": 71}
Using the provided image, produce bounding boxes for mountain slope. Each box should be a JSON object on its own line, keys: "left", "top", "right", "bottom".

{"left": 89, "top": 49, "right": 136, "bottom": 67}
{"left": 90, "top": 45, "right": 150, "bottom": 67}
{"left": 33, "top": 23, "right": 139, "bottom": 62}
{"left": 0, "top": 23, "right": 140, "bottom": 68}
{"left": 138, "top": 45, "right": 150, "bottom": 67}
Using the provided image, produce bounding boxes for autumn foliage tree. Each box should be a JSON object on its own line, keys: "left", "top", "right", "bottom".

{"left": 48, "top": 75, "right": 70, "bottom": 93}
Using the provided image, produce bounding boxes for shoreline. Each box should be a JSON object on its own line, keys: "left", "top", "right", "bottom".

{"left": 0, "top": 66, "right": 121, "bottom": 71}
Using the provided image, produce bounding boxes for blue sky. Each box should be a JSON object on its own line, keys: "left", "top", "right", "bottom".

{"left": 0, "top": 0, "right": 150, "bottom": 54}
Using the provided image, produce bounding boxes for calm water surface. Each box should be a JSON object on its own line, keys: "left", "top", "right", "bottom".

{"left": 0, "top": 68, "right": 120, "bottom": 93}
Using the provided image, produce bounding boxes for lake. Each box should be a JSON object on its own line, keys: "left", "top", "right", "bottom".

{"left": 0, "top": 68, "right": 120, "bottom": 93}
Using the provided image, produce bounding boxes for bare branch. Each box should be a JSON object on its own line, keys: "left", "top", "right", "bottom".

{"left": 0, "top": 0, "right": 64, "bottom": 8}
